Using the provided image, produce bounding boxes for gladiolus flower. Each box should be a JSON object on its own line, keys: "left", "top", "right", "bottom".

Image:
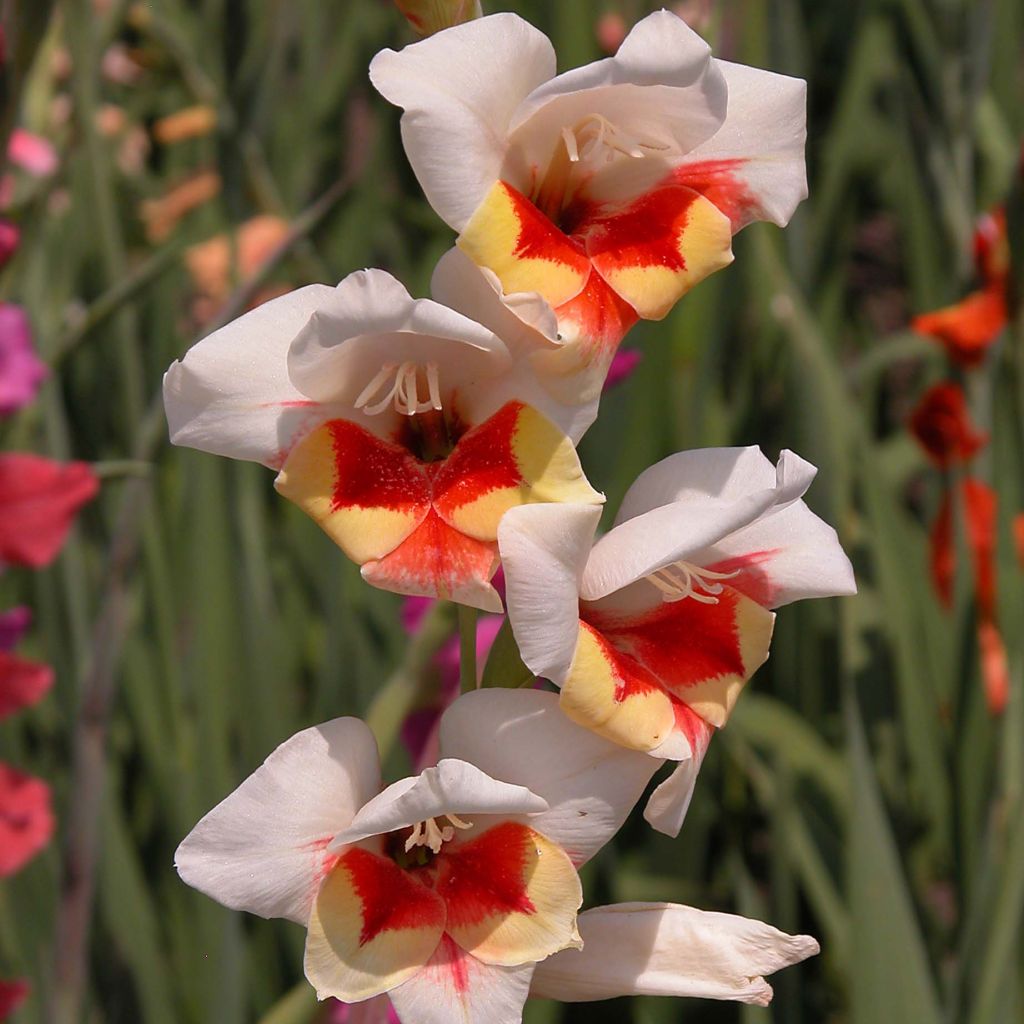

{"left": 139, "top": 170, "right": 222, "bottom": 242}
{"left": 6, "top": 130, "right": 58, "bottom": 178}
{"left": 0, "top": 455, "right": 98, "bottom": 569}
{"left": 908, "top": 383, "right": 987, "bottom": 468}
{"left": 0, "top": 764, "right": 54, "bottom": 876}
{"left": 327, "top": 996, "right": 400, "bottom": 1023}
{"left": 0, "top": 304, "right": 48, "bottom": 415}
{"left": 499, "top": 447, "right": 855, "bottom": 835}
{"left": 0, "top": 607, "right": 30, "bottom": 651}
{"left": 0, "top": 979, "right": 29, "bottom": 1020}
{"left": 176, "top": 690, "right": 657, "bottom": 1022}
{"left": 929, "top": 478, "right": 996, "bottom": 618}
{"left": 164, "top": 270, "right": 602, "bottom": 610}
{"left": 394, "top": 0, "right": 481, "bottom": 36}
{"left": 0, "top": 650, "right": 53, "bottom": 721}
{"left": 912, "top": 209, "right": 1009, "bottom": 368}
{"left": 371, "top": 11, "right": 806, "bottom": 380}
{"left": 602, "top": 347, "right": 641, "bottom": 391}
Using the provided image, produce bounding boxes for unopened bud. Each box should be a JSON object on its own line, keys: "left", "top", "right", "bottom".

{"left": 394, "top": 0, "right": 482, "bottom": 37}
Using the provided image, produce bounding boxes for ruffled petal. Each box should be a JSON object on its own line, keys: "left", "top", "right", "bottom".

{"left": 439, "top": 689, "right": 658, "bottom": 867}
{"left": 329, "top": 759, "right": 547, "bottom": 850}
{"left": 304, "top": 849, "right": 446, "bottom": 1001}
{"left": 530, "top": 902, "right": 819, "bottom": 1006}
{"left": 497, "top": 502, "right": 601, "bottom": 684}
{"left": 673, "top": 60, "right": 807, "bottom": 230}
{"left": 163, "top": 284, "right": 338, "bottom": 468}
{"left": 175, "top": 718, "right": 381, "bottom": 925}
{"left": 437, "top": 821, "right": 582, "bottom": 966}
{"left": 370, "top": 14, "right": 556, "bottom": 230}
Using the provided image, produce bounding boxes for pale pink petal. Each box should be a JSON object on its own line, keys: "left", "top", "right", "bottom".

{"left": 0, "top": 304, "right": 47, "bottom": 415}
{"left": 163, "top": 284, "right": 339, "bottom": 468}
{"left": 439, "top": 689, "right": 659, "bottom": 867}
{"left": 370, "top": 14, "right": 556, "bottom": 231}
{"left": 7, "top": 129, "right": 58, "bottom": 177}
{"left": 497, "top": 502, "right": 601, "bottom": 684}
{"left": 676, "top": 59, "right": 807, "bottom": 229}
{"left": 175, "top": 718, "right": 381, "bottom": 924}
{"left": 329, "top": 759, "right": 547, "bottom": 850}
{"left": 389, "top": 937, "right": 533, "bottom": 1024}
{"left": 530, "top": 902, "right": 820, "bottom": 1006}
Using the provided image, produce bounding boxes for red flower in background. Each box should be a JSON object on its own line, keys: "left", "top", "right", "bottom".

{"left": 0, "top": 764, "right": 54, "bottom": 877}
{"left": 911, "top": 210, "right": 1009, "bottom": 368}
{"left": 0, "top": 651, "right": 52, "bottom": 722}
{"left": 909, "top": 383, "right": 987, "bottom": 468}
{"left": 0, "top": 979, "right": 29, "bottom": 1021}
{"left": 929, "top": 478, "right": 997, "bottom": 617}
{"left": 0, "top": 454, "right": 98, "bottom": 568}
{"left": 978, "top": 619, "right": 1009, "bottom": 716}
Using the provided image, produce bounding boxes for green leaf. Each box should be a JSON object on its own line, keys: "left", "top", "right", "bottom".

{"left": 480, "top": 618, "right": 533, "bottom": 689}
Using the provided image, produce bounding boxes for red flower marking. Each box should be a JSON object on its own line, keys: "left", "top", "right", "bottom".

{"left": 671, "top": 158, "right": 754, "bottom": 230}
{"left": 576, "top": 620, "right": 664, "bottom": 704}
{"left": 0, "top": 651, "right": 53, "bottom": 721}
{"left": 705, "top": 549, "right": 783, "bottom": 608}
{"left": 436, "top": 821, "right": 538, "bottom": 928}
{"left": 0, "top": 979, "right": 29, "bottom": 1020}
{"left": 585, "top": 588, "right": 745, "bottom": 697}
{"left": 363, "top": 508, "right": 497, "bottom": 601}
{"left": 327, "top": 421, "right": 432, "bottom": 515}
{"left": 0, "top": 764, "right": 54, "bottom": 877}
{"left": 431, "top": 934, "right": 471, "bottom": 994}
{"left": 909, "top": 383, "right": 988, "bottom": 468}
{"left": 912, "top": 286, "right": 1007, "bottom": 369}
{"left": 433, "top": 402, "right": 526, "bottom": 515}
{"left": 338, "top": 847, "right": 446, "bottom": 947}
{"left": 505, "top": 183, "right": 591, "bottom": 275}
{"left": 0, "top": 455, "right": 98, "bottom": 569}
{"left": 929, "top": 478, "right": 997, "bottom": 617}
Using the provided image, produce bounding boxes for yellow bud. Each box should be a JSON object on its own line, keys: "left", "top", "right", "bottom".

{"left": 394, "top": 0, "right": 482, "bottom": 37}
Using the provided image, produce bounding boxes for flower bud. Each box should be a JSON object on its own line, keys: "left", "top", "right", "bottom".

{"left": 394, "top": 0, "right": 482, "bottom": 37}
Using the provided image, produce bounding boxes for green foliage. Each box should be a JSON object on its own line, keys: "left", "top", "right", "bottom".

{"left": 1, "top": 1, "right": 1023, "bottom": 1022}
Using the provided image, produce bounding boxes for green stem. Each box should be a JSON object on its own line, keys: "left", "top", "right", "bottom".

{"left": 458, "top": 604, "right": 478, "bottom": 693}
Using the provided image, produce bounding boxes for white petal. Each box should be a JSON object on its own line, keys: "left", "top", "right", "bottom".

{"left": 370, "top": 14, "right": 556, "bottom": 231}
{"left": 429, "top": 249, "right": 598, "bottom": 442}
{"left": 582, "top": 449, "right": 816, "bottom": 601}
{"left": 390, "top": 939, "right": 533, "bottom": 1024}
{"left": 678, "top": 59, "right": 807, "bottom": 229}
{"left": 530, "top": 903, "right": 820, "bottom": 1006}
{"left": 175, "top": 718, "right": 380, "bottom": 925}
{"left": 439, "top": 689, "right": 659, "bottom": 867}
{"left": 287, "top": 269, "right": 509, "bottom": 413}
{"left": 643, "top": 757, "right": 702, "bottom": 838}
{"left": 508, "top": 12, "right": 726, "bottom": 186}
{"left": 497, "top": 503, "right": 601, "bottom": 684}
{"left": 329, "top": 759, "right": 547, "bottom": 850}
{"left": 163, "top": 284, "right": 338, "bottom": 468}
{"left": 693, "top": 500, "right": 857, "bottom": 608}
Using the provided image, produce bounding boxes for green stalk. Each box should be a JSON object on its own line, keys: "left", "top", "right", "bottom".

{"left": 458, "top": 604, "right": 478, "bottom": 693}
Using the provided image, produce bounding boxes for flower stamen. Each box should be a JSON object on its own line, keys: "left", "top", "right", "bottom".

{"left": 403, "top": 813, "right": 473, "bottom": 855}
{"left": 647, "top": 561, "right": 741, "bottom": 604}
{"left": 355, "top": 361, "right": 442, "bottom": 416}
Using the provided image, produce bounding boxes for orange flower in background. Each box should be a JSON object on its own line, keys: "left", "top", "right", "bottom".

{"left": 139, "top": 170, "right": 221, "bottom": 242}
{"left": 911, "top": 210, "right": 1009, "bottom": 368}
{"left": 1015, "top": 512, "right": 1024, "bottom": 567}
{"left": 978, "top": 620, "right": 1009, "bottom": 716}
{"left": 153, "top": 105, "right": 217, "bottom": 145}
{"left": 185, "top": 214, "right": 290, "bottom": 308}
{"left": 909, "top": 383, "right": 987, "bottom": 468}
{"left": 929, "top": 478, "right": 996, "bottom": 617}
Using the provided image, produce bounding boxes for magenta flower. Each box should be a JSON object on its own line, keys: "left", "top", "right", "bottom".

{"left": 0, "top": 305, "right": 47, "bottom": 415}
{"left": 0, "top": 220, "right": 18, "bottom": 269}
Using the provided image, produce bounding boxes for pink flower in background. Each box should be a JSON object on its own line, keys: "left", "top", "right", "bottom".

{"left": 603, "top": 347, "right": 642, "bottom": 391}
{"left": 0, "top": 979, "right": 29, "bottom": 1021}
{"left": 6, "top": 130, "right": 58, "bottom": 178}
{"left": 0, "top": 304, "right": 47, "bottom": 415}
{"left": 0, "top": 221, "right": 18, "bottom": 268}
{"left": 326, "top": 994, "right": 400, "bottom": 1023}
{"left": 0, "top": 764, "right": 54, "bottom": 877}
{"left": 0, "top": 455, "right": 98, "bottom": 568}
{"left": 0, "top": 607, "right": 30, "bottom": 651}
{"left": 0, "top": 650, "right": 53, "bottom": 722}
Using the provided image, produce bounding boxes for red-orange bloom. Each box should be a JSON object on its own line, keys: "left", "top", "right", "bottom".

{"left": 0, "top": 455, "right": 98, "bottom": 568}
{"left": 929, "top": 478, "right": 997, "bottom": 618}
{"left": 978, "top": 619, "right": 1009, "bottom": 716}
{"left": 908, "top": 383, "right": 987, "bottom": 468}
{"left": 0, "top": 764, "right": 54, "bottom": 877}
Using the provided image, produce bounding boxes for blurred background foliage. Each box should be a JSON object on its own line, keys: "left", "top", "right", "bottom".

{"left": 1, "top": 0, "right": 1023, "bottom": 1021}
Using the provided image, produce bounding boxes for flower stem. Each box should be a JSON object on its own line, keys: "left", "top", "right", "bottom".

{"left": 458, "top": 604, "right": 478, "bottom": 693}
